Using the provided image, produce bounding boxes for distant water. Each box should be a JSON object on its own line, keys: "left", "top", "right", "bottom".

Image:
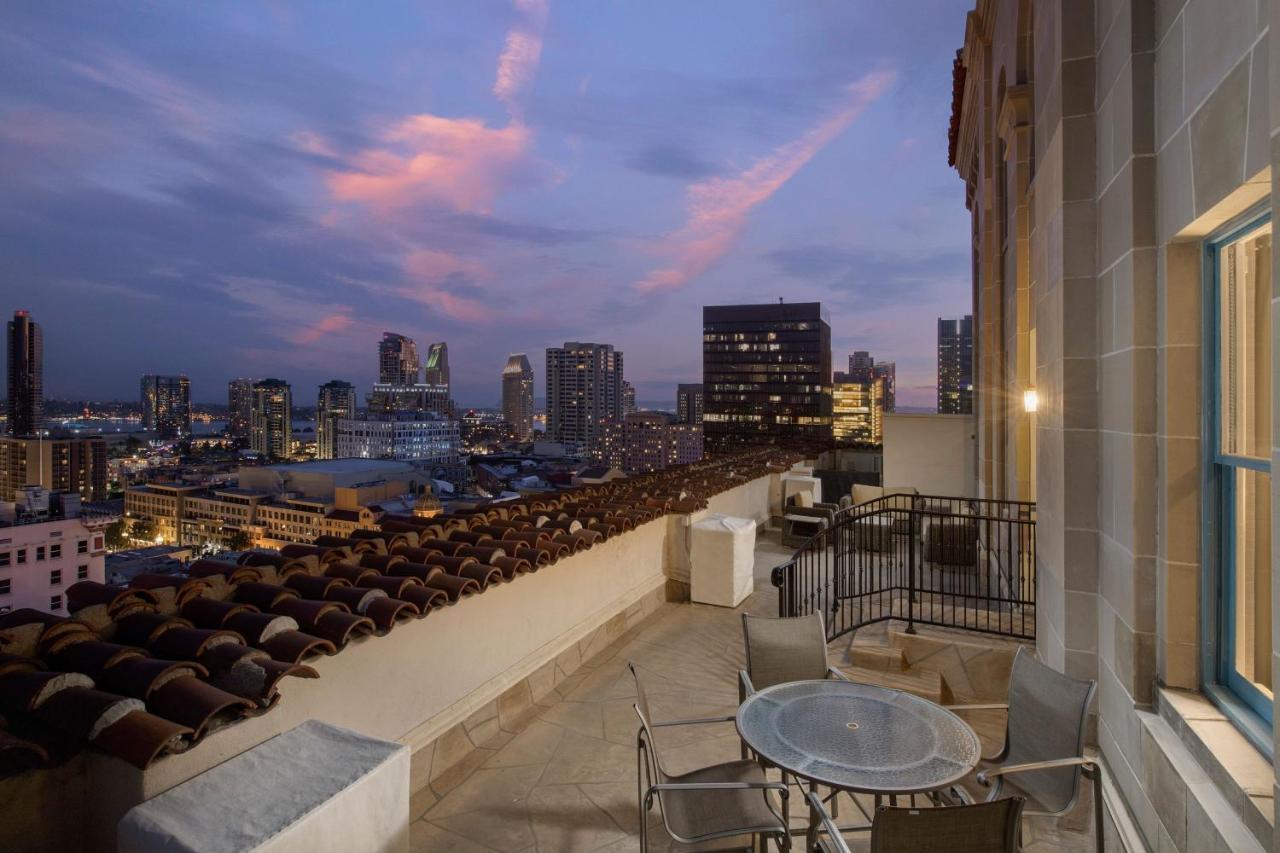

{"left": 55, "top": 419, "right": 314, "bottom": 436}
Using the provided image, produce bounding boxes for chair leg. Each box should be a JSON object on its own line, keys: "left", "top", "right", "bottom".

{"left": 1090, "top": 766, "right": 1105, "bottom": 852}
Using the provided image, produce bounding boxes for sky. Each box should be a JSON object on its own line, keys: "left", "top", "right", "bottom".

{"left": 0, "top": 1, "right": 973, "bottom": 410}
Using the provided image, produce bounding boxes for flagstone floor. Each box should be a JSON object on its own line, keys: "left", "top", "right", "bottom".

{"left": 411, "top": 533, "right": 1100, "bottom": 852}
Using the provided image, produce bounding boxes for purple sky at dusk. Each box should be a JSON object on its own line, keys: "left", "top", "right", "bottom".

{"left": 0, "top": 1, "right": 973, "bottom": 409}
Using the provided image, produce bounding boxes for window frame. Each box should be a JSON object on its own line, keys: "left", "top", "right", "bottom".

{"left": 1202, "top": 207, "right": 1275, "bottom": 758}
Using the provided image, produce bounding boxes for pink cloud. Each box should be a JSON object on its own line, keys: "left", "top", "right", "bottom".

{"left": 400, "top": 250, "right": 492, "bottom": 324}
{"left": 494, "top": 0, "right": 549, "bottom": 111}
{"left": 291, "top": 310, "right": 354, "bottom": 344}
{"left": 327, "top": 116, "right": 533, "bottom": 214}
{"left": 633, "top": 71, "right": 896, "bottom": 296}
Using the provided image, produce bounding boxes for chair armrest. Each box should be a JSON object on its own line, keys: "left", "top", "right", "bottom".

{"left": 827, "top": 666, "right": 850, "bottom": 682}
{"left": 651, "top": 780, "right": 789, "bottom": 793}
{"left": 804, "top": 791, "right": 853, "bottom": 853}
{"left": 977, "top": 756, "right": 1096, "bottom": 786}
{"left": 785, "top": 507, "right": 832, "bottom": 520}
{"left": 739, "top": 669, "right": 755, "bottom": 697}
{"left": 815, "top": 502, "right": 841, "bottom": 512}
{"left": 945, "top": 702, "right": 1009, "bottom": 712}
{"left": 651, "top": 714, "right": 736, "bottom": 728}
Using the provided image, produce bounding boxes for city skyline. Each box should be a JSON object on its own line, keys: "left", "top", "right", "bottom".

{"left": 0, "top": 2, "right": 971, "bottom": 409}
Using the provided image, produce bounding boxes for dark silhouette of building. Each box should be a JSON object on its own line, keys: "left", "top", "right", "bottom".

{"left": 937, "top": 315, "right": 974, "bottom": 414}
{"left": 501, "top": 354, "right": 534, "bottom": 442}
{"left": 847, "top": 350, "right": 874, "bottom": 382}
{"left": 6, "top": 310, "right": 42, "bottom": 437}
{"left": 140, "top": 375, "right": 191, "bottom": 439}
{"left": 702, "top": 302, "right": 832, "bottom": 454}
{"left": 316, "top": 380, "right": 357, "bottom": 460}
{"left": 676, "top": 383, "right": 703, "bottom": 424}
{"left": 227, "top": 378, "right": 255, "bottom": 448}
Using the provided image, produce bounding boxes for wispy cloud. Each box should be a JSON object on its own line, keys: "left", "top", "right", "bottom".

{"left": 633, "top": 70, "right": 894, "bottom": 296}
{"left": 292, "top": 310, "right": 355, "bottom": 344}
{"left": 493, "top": 0, "right": 549, "bottom": 114}
{"left": 327, "top": 116, "right": 533, "bottom": 213}
{"left": 400, "top": 250, "right": 492, "bottom": 324}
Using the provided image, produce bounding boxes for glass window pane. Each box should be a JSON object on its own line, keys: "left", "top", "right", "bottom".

{"left": 1231, "top": 467, "right": 1273, "bottom": 700}
{"left": 1219, "top": 222, "right": 1272, "bottom": 459}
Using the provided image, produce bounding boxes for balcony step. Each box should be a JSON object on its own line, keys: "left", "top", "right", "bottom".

{"left": 886, "top": 629, "right": 1017, "bottom": 702}
{"left": 837, "top": 663, "right": 951, "bottom": 705}
{"left": 846, "top": 644, "right": 907, "bottom": 672}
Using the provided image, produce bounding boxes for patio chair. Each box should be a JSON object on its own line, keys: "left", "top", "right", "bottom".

{"left": 946, "top": 647, "right": 1103, "bottom": 850}
{"left": 781, "top": 492, "right": 839, "bottom": 547}
{"left": 805, "top": 790, "right": 1025, "bottom": 853}
{"left": 739, "top": 613, "right": 849, "bottom": 822}
{"left": 630, "top": 662, "right": 790, "bottom": 851}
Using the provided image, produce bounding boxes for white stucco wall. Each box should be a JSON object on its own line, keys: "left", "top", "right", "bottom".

{"left": 12, "top": 472, "right": 778, "bottom": 853}
{"left": 882, "top": 414, "right": 976, "bottom": 496}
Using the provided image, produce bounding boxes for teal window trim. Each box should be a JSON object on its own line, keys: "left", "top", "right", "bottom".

{"left": 1202, "top": 206, "right": 1274, "bottom": 757}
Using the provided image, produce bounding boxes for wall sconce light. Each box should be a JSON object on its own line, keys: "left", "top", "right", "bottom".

{"left": 1023, "top": 388, "right": 1039, "bottom": 413}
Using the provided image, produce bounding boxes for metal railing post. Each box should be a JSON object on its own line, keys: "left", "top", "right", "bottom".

{"left": 906, "top": 506, "right": 917, "bottom": 635}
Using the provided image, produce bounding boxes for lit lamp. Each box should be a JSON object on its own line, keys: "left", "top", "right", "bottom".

{"left": 1023, "top": 388, "right": 1039, "bottom": 413}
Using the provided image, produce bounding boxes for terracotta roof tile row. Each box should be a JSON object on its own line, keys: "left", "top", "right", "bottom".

{"left": 0, "top": 447, "right": 805, "bottom": 775}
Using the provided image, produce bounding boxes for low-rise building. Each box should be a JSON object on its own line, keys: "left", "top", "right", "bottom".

{"left": 336, "top": 412, "right": 460, "bottom": 464}
{"left": 0, "top": 488, "right": 113, "bottom": 615}
{"left": 0, "top": 434, "right": 108, "bottom": 502}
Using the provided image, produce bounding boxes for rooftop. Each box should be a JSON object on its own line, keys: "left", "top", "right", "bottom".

{"left": 260, "top": 458, "right": 417, "bottom": 475}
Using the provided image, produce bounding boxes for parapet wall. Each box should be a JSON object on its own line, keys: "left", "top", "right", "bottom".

{"left": 1, "top": 470, "right": 778, "bottom": 853}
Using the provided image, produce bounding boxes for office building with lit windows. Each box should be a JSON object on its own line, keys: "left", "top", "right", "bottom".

{"left": 501, "top": 354, "right": 535, "bottom": 441}
{"left": 545, "top": 342, "right": 624, "bottom": 450}
{"left": 250, "top": 378, "right": 292, "bottom": 459}
{"left": 832, "top": 378, "right": 885, "bottom": 445}
{"left": 701, "top": 302, "right": 831, "bottom": 455}
{"left": 936, "top": 315, "right": 973, "bottom": 414}
{"left": 139, "top": 374, "right": 191, "bottom": 439}
{"left": 315, "top": 380, "right": 357, "bottom": 460}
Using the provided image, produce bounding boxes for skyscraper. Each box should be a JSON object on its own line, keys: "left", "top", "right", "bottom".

{"left": 378, "top": 332, "right": 420, "bottom": 384}
{"left": 315, "top": 380, "right": 357, "bottom": 460}
{"left": 6, "top": 310, "right": 42, "bottom": 437}
{"left": 847, "top": 351, "right": 874, "bottom": 382}
{"left": 702, "top": 302, "right": 832, "bottom": 455}
{"left": 250, "top": 378, "right": 292, "bottom": 459}
{"left": 833, "top": 377, "right": 886, "bottom": 444}
{"left": 621, "top": 380, "right": 637, "bottom": 415}
{"left": 140, "top": 375, "right": 191, "bottom": 439}
{"left": 424, "top": 342, "right": 449, "bottom": 388}
{"left": 872, "top": 361, "right": 896, "bottom": 413}
{"left": 227, "top": 378, "right": 256, "bottom": 448}
{"left": 546, "top": 342, "right": 624, "bottom": 449}
{"left": 937, "top": 315, "right": 974, "bottom": 414}
{"left": 501, "top": 354, "right": 534, "bottom": 442}
{"left": 676, "top": 383, "right": 704, "bottom": 424}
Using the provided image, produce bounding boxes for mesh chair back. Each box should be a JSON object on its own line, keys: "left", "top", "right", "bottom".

{"left": 741, "top": 613, "right": 829, "bottom": 690}
{"left": 628, "top": 662, "right": 671, "bottom": 783}
{"left": 1004, "top": 648, "right": 1096, "bottom": 812}
{"left": 870, "top": 797, "right": 1024, "bottom": 853}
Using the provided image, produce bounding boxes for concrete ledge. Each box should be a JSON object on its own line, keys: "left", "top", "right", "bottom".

{"left": 119, "top": 720, "right": 408, "bottom": 853}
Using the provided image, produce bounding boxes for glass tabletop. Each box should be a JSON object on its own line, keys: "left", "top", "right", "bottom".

{"left": 736, "top": 679, "right": 981, "bottom": 794}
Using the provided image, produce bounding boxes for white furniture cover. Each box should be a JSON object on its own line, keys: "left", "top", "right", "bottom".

{"left": 780, "top": 473, "right": 823, "bottom": 506}
{"left": 118, "top": 720, "right": 409, "bottom": 853}
{"left": 690, "top": 513, "right": 757, "bottom": 607}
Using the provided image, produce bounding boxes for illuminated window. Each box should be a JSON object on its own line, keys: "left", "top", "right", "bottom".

{"left": 1208, "top": 213, "right": 1273, "bottom": 731}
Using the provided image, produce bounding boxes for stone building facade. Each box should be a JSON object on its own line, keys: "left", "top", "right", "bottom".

{"left": 951, "top": 1, "right": 1279, "bottom": 849}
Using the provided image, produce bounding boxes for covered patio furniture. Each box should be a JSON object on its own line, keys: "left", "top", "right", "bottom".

{"left": 630, "top": 662, "right": 790, "bottom": 851}
{"left": 946, "top": 647, "right": 1103, "bottom": 850}
{"left": 806, "top": 791, "right": 1025, "bottom": 853}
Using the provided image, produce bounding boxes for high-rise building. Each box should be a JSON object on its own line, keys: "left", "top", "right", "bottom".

{"left": 676, "top": 383, "right": 704, "bottom": 424}
{"left": 937, "top": 316, "right": 974, "bottom": 414}
{"left": 227, "top": 378, "right": 256, "bottom": 448}
{"left": 315, "top": 380, "right": 357, "bottom": 460}
{"left": 139, "top": 375, "right": 191, "bottom": 439}
{"left": 833, "top": 378, "right": 886, "bottom": 444}
{"left": 378, "top": 332, "right": 420, "bottom": 385}
{"left": 424, "top": 342, "right": 449, "bottom": 388}
{"left": 501, "top": 354, "right": 535, "bottom": 442}
{"left": 250, "top": 378, "right": 292, "bottom": 459}
{"left": 595, "top": 411, "right": 702, "bottom": 474}
{"left": 6, "top": 311, "right": 42, "bottom": 437}
{"left": 847, "top": 351, "right": 874, "bottom": 382}
{"left": 546, "top": 342, "right": 624, "bottom": 449}
{"left": 702, "top": 302, "right": 832, "bottom": 455}
{"left": 872, "top": 361, "right": 896, "bottom": 413}
{"left": 621, "top": 380, "right": 637, "bottom": 415}
{"left": 0, "top": 435, "right": 107, "bottom": 502}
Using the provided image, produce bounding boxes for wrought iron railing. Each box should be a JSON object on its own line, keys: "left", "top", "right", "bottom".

{"left": 772, "top": 494, "right": 1037, "bottom": 641}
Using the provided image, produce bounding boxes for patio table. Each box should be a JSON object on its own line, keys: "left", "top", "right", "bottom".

{"left": 736, "top": 679, "right": 981, "bottom": 843}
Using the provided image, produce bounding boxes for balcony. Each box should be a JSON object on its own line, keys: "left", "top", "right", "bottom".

{"left": 411, "top": 527, "right": 1098, "bottom": 851}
